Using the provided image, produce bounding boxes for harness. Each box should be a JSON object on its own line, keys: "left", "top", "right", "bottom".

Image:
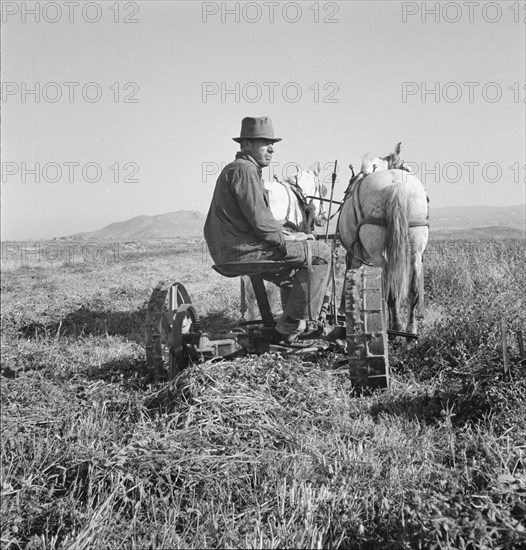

{"left": 307, "top": 179, "right": 327, "bottom": 222}
{"left": 337, "top": 170, "right": 430, "bottom": 268}
{"left": 275, "top": 175, "right": 322, "bottom": 233}
{"left": 274, "top": 176, "right": 299, "bottom": 227}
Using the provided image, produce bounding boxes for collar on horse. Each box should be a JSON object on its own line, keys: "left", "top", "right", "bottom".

{"left": 285, "top": 175, "right": 308, "bottom": 207}
{"left": 276, "top": 175, "right": 317, "bottom": 233}
{"left": 289, "top": 174, "right": 328, "bottom": 230}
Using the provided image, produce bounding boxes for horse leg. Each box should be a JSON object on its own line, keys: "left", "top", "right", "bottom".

{"left": 405, "top": 231, "right": 428, "bottom": 336}
{"left": 387, "top": 290, "right": 406, "bottom": 348}
{"left": 406, "top": 256, "right": 421, "bottom": 336}
{"left": 268, "top": 282, "right": 282, "bottom": 317}
{"left": 242, "top": 276, "right": 258, "bottom": 321}
{"left": 387, "top": 289, "right": 403, "bottom": 333}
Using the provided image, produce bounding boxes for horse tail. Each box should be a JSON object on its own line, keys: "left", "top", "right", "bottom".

{"left": 385, "top": 182, "right": 409, "bottom": 304}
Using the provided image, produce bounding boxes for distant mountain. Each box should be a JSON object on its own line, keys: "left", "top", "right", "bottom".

{"left": 63, "top": 205, "right": 525, "bottom": 241}
{"left": 323, "top": 204, "right": 525, "bottom": 234}
{"left": 67, "top": 211, "right": 206, "bottom": 240}
{"left": 429, "top": 205, "right": 525, "bottom": 230}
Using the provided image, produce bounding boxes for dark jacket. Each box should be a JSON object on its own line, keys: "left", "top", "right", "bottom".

{"left": 204, "top": 153, "right": 286, "bottom": 264}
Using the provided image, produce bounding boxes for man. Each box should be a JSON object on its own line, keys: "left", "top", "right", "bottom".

{"left": 204, "top": 116, "right": 331, "bottom": 343}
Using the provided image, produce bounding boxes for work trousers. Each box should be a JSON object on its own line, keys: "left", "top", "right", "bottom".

{"left": 262, "top": 240, "right": 332, "bottom": 321}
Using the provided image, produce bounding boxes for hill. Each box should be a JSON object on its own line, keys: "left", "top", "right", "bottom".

{"left": 429, "top": 204, "right": 525, "bottom": 230}
{"left": 63, "top": 205, "right": 524, "bottom": 241}
{"left": 324, "top": 204, "right": 525, "bottom": 235}
{"left": 67, "top": 211, "right": 206, "bottom": 240}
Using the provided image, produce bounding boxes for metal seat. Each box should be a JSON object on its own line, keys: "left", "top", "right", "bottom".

{"left": 212, "top": 261, "right": 290, "bottom": 278}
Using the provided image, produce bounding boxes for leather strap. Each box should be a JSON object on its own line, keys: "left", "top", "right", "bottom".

{"left": 356, "top": 216, "right": 430, "bottom": 231}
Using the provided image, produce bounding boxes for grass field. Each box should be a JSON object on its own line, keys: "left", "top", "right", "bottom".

{"left": 1, "top": 234, "right": 525, "bottom": 549}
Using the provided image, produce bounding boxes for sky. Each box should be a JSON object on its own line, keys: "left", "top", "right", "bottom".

{"left": 1, "top": 0, "right": 525, "bottom": 240}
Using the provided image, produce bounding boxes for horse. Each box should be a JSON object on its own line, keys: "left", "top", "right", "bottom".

{"left": 265, "top": 163, "right": 327, "bottom": 233}
{"left": 242, "top": 164, "right": 328, "bottom": 321}
{"left": 360, "top": 143, "right": 414, "bottom": 175}
{"left": 338, "top": 143, "right": 429, "bottom": 336}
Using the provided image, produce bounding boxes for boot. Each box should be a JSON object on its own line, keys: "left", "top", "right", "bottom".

{"left": 275, "top": 313, "right": 307, "bottom": 343}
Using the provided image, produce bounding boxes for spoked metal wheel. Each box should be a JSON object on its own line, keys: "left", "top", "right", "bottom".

{"left": 145, "top": 282, "right": 201, "bottom": 381}
{"left": 345, "top": 266, "right": 389, "bottom": 389}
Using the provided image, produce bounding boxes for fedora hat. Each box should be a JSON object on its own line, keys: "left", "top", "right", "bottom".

{"left": 233, "top": 116, "right": 282, "bottom": 143}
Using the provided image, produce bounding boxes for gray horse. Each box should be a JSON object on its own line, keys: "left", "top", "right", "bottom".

{"left": 338, "top": 143, "right": 429, "bottom": 335}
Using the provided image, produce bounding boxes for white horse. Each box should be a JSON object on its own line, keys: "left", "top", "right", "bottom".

{"left": 242, "top": 164, "right": 328, "bottom": 321}
{"left": 360, "top": 144, "right": 414, "bottom": 175}
{"left": 338, "top": 143, "right": 429, "bottom": 335}
{"left": 265, "top": 163, "right": 327, "bottom": 233}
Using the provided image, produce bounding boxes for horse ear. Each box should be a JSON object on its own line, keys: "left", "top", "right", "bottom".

{"left": 390, "top": 142, "right": 402, "bottom": 169}
{"left": 315, "top": 162, "right": 320, "bottom": 177}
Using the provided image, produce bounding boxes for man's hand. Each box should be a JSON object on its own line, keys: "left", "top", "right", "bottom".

{"left": 283, "top": 232, "right": 316, "bottom": 242}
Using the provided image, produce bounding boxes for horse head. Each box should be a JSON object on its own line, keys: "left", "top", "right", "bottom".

{"left": 385, "top": 142, "right": 408, "bottom": 170}
{"left": 361, "top": 143, "right": 412, "bottom": 175}
{"left": 285, "top": 163, "right": 328, "bottom": 232}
